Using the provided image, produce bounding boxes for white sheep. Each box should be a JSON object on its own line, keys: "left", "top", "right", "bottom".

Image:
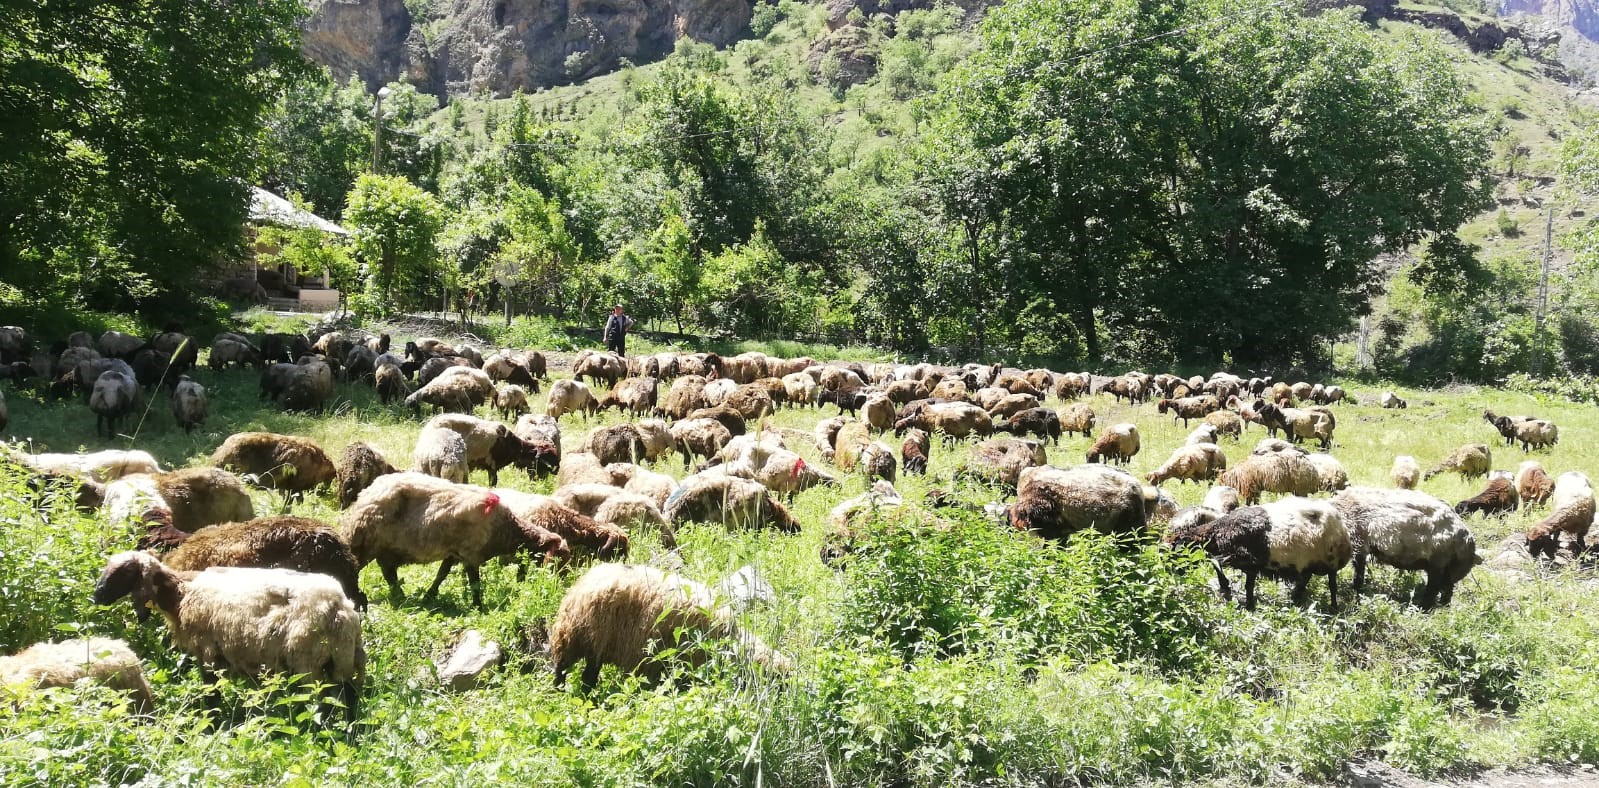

{"left": 413, "top": 426, "right": 470, "bottom": 483}
{"left": 1330, "top": 487, "right": 1477, "bottom": 608}
{"left": 406, "top": 366, "right": 495, "bottom": 414}
{"left": 1391, "top": 456, "right": 1421, "bottom": 490}
{"left": 546, "top": 379, "right": 600, "bottom": 420}
{"left": 1146, "top": 443, "right": 1227, "bottom": 486}
{"left": 11, "top": 449, "right": 161, "bottom": 481}
{"left": 494, "top": 384, "right": 531, "bottom": 421}
{"left": 1305, "top": 453, "right": 1349, "bottom": 492}
{"left": 0, "top": 637, "right": 153, "bottom": 712}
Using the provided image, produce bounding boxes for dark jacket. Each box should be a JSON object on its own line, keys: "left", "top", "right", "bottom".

{"left": 603, "top": 313, "right": 634, "bottom": 342}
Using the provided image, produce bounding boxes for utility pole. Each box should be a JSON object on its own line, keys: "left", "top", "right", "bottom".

{"left": 1533, "top": 205, "right": 1554, "bottom": 376}
{"left": 372, "top": 86, "right": 391, "bottom": 174}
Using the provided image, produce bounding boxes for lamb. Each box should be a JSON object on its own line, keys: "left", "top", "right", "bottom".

{"left": 551, "top": 484, "right": 676, "bottom": 548}
{"left": 1391, "top": 456, "right": 1421, "bottom": 490}
{"left": 210, "top": 432, "right": 337, "bottom": 499}
{"left": 1009, "top": 464, "right": 1147, "bottom": 542}
{"left": 374, "top": 363, "right": 411, "bottom": 404}
{"left": 1330, "top": 487, "right": 1477, "bottom": 608}
{"left": 585, "top": 423, "right": 648, "bottom": 465}
{"left": 602, "top": 377, "right": 659, "bottom": 416}
{"left": 1057, "top": 403, "right": 1096, "bottom": 439}
{"left": 407, "top": 366, "right": 495, "bottom": 414}
{"left": 424, "top": 413, "right": 560, "bottom": 484}
{"left": 546, "top": 379, "right": 601, "bottom": 420}
{"left": 670, "top": 418, "right": 734, "bottom": 466}
{"left": 547, "top": 563, "right": 790, "bottom": 690}
{"left": 492, "top": 488, "right": 627, "bottom": 561}
{"left": 494, "top": 385, "right": 531, "bottom": 421}
{"left": 1254, "top": 402, "right": 1334, "bottom": 450}
{"left": 1164, "top": 498, "right": 1352, "bottom": 611}
{"left": 0, "top": 637, "right": 153, "bottom": 711}
{"left": 892, "top": 401, "right": 994, "bottom": 441}
{"left": 338, "top": 441, "right": 397, "bottom": 508}
{"left": 169, "top": 376, "right": 207, "bottom": 434}
{"left": 998, "top": 407, "right": 1063, "bottom": 444}
{"left": 92, "top": 551, "right": 364, "bottom": 719}
{"left": 1305, "top": 453, "right": 1350, "bottom": 492}
{"left": 103, "top": 467, "right": 254, "bottom": 537}
{"left": 1380, "top": 391, "right": 1407, "bottom": 409}
{"left": 1146, "top": 443, "right": 1227, "bottom": 486}
{"left": 9, "top": 448, "right": 160, "bottom": 481}
{"left": 162, "top": 516, "right": 367, "bottom": 609}
{"left": 1424, "top": 444, "right": 1492, "bottom": 481}
{"left": 901, "top": 428, "right": 931, "bottom": 476}
{"left": 1217, "top": 452, "right": 1322, "bottom": 505}
{"left": 340, "top": 473, "right": 571, "bottom": 607}
{"left": 1516, "top": 460, "right": 1554, "bottom": 509}
{"left": 1085, "top": 423, "right": 1140, "bottom": 465}
{"left": 1156, "top": 395, "right": 1220, "bottom": 427}
{"left": 90, "top": 370, "right": 140, "bottom": 438}
{"left": 413, "top": 426, "right": 470, "bottom": 483}
{"left": 1525, "top": 471, "right": 1595, "bottom": 558}
{"left": 663, "top": 473, "right": 802, "bottom": 532}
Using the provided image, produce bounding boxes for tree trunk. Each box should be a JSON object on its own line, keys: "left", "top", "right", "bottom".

{"left": 1079, "top": 304, "right": 1100, "bottom": 363}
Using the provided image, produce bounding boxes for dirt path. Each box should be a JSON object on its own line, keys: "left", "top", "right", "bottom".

{"left": 1347, "top": 761, "right": 1599, "bottom": 788}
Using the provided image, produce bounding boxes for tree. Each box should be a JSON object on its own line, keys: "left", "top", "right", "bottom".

{"left": 262, "top": 72, "right": 372, "bottom": 218}
{"left": 917, "top": 0, "right": 1492, "bottom": 366}
{"left": 344, "top": 174, "right": 445, "bottom": 315}
{"left": 0, "top": 0, "right": 308, "bottom": 316}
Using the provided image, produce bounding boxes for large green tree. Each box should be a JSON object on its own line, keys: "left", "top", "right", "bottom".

{"left": 916, "top": 0, "right": 1493, "bottom": 366}
{"left": 0, "top": 0, "right": 307, "bottom": 315}
{"left": 344, "top": 174, "right": 445, "bottom": 315}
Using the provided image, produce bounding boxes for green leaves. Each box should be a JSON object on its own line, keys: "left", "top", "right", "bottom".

{"left": 344, "top": 174, "right": 446, "bottom": 315}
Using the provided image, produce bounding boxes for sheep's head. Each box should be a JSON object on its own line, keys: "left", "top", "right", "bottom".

{"left": 1008, "top": 494, "right": 1060, "bottom": 536}
{"left": 93, "top": 551, "right": 176, "bottom": 623}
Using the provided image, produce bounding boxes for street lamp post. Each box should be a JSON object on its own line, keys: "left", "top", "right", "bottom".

{"left": 372, "top": 86, "right": 391, "bottom": 174}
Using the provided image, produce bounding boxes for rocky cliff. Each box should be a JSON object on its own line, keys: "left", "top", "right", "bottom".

{"left": 303, "top": 0, "right": 752, "bottom": 97}
{"left": 1501, "top": 0, "right": 1599, "bottom": 80}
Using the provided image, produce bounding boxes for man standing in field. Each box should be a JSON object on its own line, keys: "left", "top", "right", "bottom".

{"left": 603, "top": 303, "right": 634, "bottom": 357}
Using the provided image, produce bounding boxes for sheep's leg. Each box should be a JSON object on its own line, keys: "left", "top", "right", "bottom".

{"left": 423, "top": 558, "right": 456, "bottom": 600}
{"left": 1351, "top": 553, "right": 1368, "bottom": 592}
{"left": 464, "top": 563, "right": 484, "bottom": 609}
{"left": 487, "top": 466, "right": 499, "bottom": 487}
{"left": 1212, "top": 562, "right": 1233, "bottom": 601}
{"left": 1290, "top": 574, "right": 1311, "bottom": 607}
{"left": 580, "top": 660, "right": 601, "bottom": 692}
{"left": 1243, "top": 573, "right": 1258, "bottom": 611}
{"left": 1326, "top": 570, "right": 1339, "bottom": 613}
{"left": 380, "top": 560, "right": 405, "bottom": 601}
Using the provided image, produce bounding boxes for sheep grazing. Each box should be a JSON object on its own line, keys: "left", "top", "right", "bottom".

{"left": 1380, "top": 391, "right": 1407, "bottom": 409}
{"left": 1156, "top": 395, "right": 1220, "bottom": 427}
{"left": 1217, "top": 452, "right": 1322, "bottom": 505}
{"left": 670, "top": 418, "right": 733, "bottom": 466}
{"left": 551, "top": 484, "right": 676, "bottom": 548}
{"left": 572, "top": 351, "right": 625, "bottom": 388}
{"left": 515, "top": 413, "right": 563, "bottom": 451}
{"left": 999, "top": 407, "right": 1063, "bottom": 444}
{"left": 817, "top": 387, "right": 867, "bottom": 417}
{"left": 1164, "top": 498, "right": 1352, "bottom": 612}
{"left": 104, "top": 467, "right": 255, "bottom": 537}
{"left": 1391, "top": 456, "right": 1421, "bottom": 490}
{"left": 603, "top": 377, "right": 659, "bottom": 416}
{"left": 484, "top": 350, "right": 538, "bottom": 387}
{"left": 663, "top": 473, "right": 802, "bottom": 532}
{"left": 861, "top": 394, "right": 897, "bottom": 432}
{"left": 10, "top": 449, "right": 161, "bottom": 482}
{"left": 1146, "top": 443, "right": 1227, "bottom": 486}
{"left": 1104, "top": 375, "right": 1147, "bottom": 405}
{"left": 413, "top": 426, "right": 470, "bottom": 483}
{"left": 1482, "top": 409, "right": 1559, "bottom": 452}
{"left": 338, "top": 441, "right": 397, "bottom": 509}
{"left": 0, "top": 637, "right": 152, "bottom": 711}
{"left": 987, "top": 393, "right": 1041, "bottom": 421}
{"left": 1516, "top": 460, "right": 1554, "bottom": 509}
{"left": 833, "top": 421, "right": 898, "bottom": 483}
{"left": 374, "top": 363, "right": 411, "bottom": 404}
{"left": 1085, "top": 423, "right": 1140, "bottom": 465}
{"left": 162, "top": 516, "right": 367, "bottom": 609}
{"left": 901, "top": 428, "right": 931, "bottom": 476}
{"left": 1204, "top": 410, "right": 1243, "bottom": 440}
{"left": 781, "top": 372, "right": 819, "bottom": 408}
{"left": 893, "top": 401, "right": 993, "bottom": 442}
{"left": 90, "top": 370, "right": 140, "bottom": 438}
{"left": 170, "top": 376, "right": 207, "bottom": 434}
{"left": 1253, "top": 402, "right": 1334, "bottom": 450}
{"left": 1526, "top": 471, "right": 1595, "bottom": 558}
{"left": 209, "top": 338, "right": 261, "bottom": 370}
{"left": 1252, "top": 438, "right": 1302, "bottom": 456}
{"left": 1455, "top": 471, "right": 1519, "bottom": 518}
{"left": 725, "top": 384, "right": 777, "bottom": 421}
{"left": 1204, "top": 485, "right": 1240, "bottom": 513}
{"left": 93, "top": 551, "right": 365, "bottom": 720}
{"left": 270, "top": 358, "right": 335, "bottom": 412}
{"left": 407, "top": 366, "right": 494, "bottom": 414}
{"left": 425, "top": 413, "right": 560, "bottom": 485}
{"left": 492, "top": 488, "right": 626, "bottom": 561}
{"left": 958, "top": 438, "right": 1047, "bottom": 489}
{"left": 1330, "top": 487, "right": 1477, "bottom": 608}
{"left": 548, "top": 563, "right": 790, "bottom": 691}
{"left": 340, "top": 473, "right": 570, "bottom": 607}
{"left": 659, "top": 375, "right": 709, "bottom": 420}
{"left": 210, "top": 432, "right": 337, "bottom": 499}
{"left": 633, "top": 419, "right": 676, "bottom": 462}
{"left": 1424, "top": 443, "right": 1492, "bottom": 481}
{"left": 1305, "top": 453, "right": 1349, "bottom": 492}
{"left": 1057, "top": 403, "right": 1096, "bottom": 439}
{"left": 546, "top": 379, "right": 600, "bottom": 420}
{"left": 623, "top": 466, "right": 678, "bottom": 507}
{"left": 585, "top": 423, "right": 648, "bottom": 465}
{"left": 687, "top": 404, "right": 748, "bottom": 437}
{"left": 494, "top": 384, "right": 531, "bottom": 421}
{"left": 1010, "top": 464, "right": 1147, "bottom": 543}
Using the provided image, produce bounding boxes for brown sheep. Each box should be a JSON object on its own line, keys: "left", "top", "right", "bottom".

{"left": 585, "top": 423, "right": 649, "bottom": 465}
{"left": 901, "top": 428, "right": 931, "bottom": 475}
{"left": 408, "top": 367, "right": 494, "bottom": 414}
{"left": 1156, "top": 395, "right": 1220, "bottom": 428}
{"left": 603, "top": 377, "right": 660, "bottom": 416}
{"left": 1010, "top": 464, "right": 1147, "bottom": 542}
{"left": 687, "top": 404, "right": 748, "bottom": 437}
{"left": 375, "top": 363, "right": 411, "bottom": 404}
{"left": 1204, "top": 409, "right": 1243, "bottom": 440}
{"left": 1086, "top": 423, "right": 1140, "bottom": 465}
{"left": 662, "top": 473, "right": 802, "bottom": 532}
{"left": 670, "top": 418, "right": 734, "bottom": 466}
{"left": 546, "top": 379, "right": 601, "bottom": 420}
{"left": 1391, "top": 456, "right": 1421, "bottom": 490}
{"left": 494, "top": 488, "right": 629, "bottom": 562}
{"left": 1526, "top": 471, "right": 1594, "bottom": 558}
{"left": 573, "top": 351, "right": 626, "bottom": 388}
{"left": 1057, "top": 403, "right": 1096, "bottom": 439}
{"left": 957, "top": 438, "right": 1046, "bottom": 489}
{"left": 210, "top": 432, "right": 337, "bottom": 499}
{"left": 338, "top": 442, "right": 397, "bottom": 509}
{"left": 1147, "top": 443, "right": 1227, "bottom": 486}
{"left": 1217, "top": 452, "right": 1321, "bottom": 505}
{"left": 893, "top": 401, "right": 993, "bottom": 441}
{"left": 1517, "top": 460, "right": 1554, "bottom": 509}
{"left": 1455, "top": 471, "right": 1519, "bottom": 518}
{"left": 1424, "top": 444, "right": 1492, "bottom": 481}
{"left": 494, "top": 385, "right": 532, "bottom": 421}
{"left": 162, "top": 515, "right": 367, "bottom": 609}
{"left": 425, "top": 413, "right": 560, "bottom": 485}
{"left": 0, "top": 637, "right": 153, "bottom": 712}
{"left": 725, "top": 384, "right": 776, "bottom": 420}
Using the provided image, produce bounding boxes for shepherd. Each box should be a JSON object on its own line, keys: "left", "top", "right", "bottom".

{"left": 603, "top": 303, "right": 635, "bottom": 358}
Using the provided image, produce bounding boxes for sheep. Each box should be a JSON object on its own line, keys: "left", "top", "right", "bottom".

{"left": 725, "top": 384, "right": 776, "bottom": 421}
{"left": 1056, "top": 403, "right": 1096, "bottom": 440}
{"left": 1204, "top": 410, "right": 1243, "bottom": 440}
{"left": 1510, "top": 418, "right": 1559, "bottom": 452}
{"left": 1053, "top": 373, "right": 1087, "bottom": 401}
{"left": 1146, "top": 443, "right": 1227, "bottom": 486}
{"left": 573, "top": 352, "right": 625, "bottom": 388}
{"left": 585, "top": 423, "right": 648, "bottom": 465}
{"left": 89, "top": 370, "right": 140, "bottom": 438}
{"left": 1217, "top": 452, "right": 1322, "bottom": 505}
{"left": 620, "top": 466, "right": 677, "bottom": 508}
{"left": 494, "top": 385, "right": 531, "bottom": 421}
{"left": 994, "top": 407, "right": 1063, "bottom": 445}
{"left": 1254, "top": 402, "right": 1334, "bottom": 450}
{"left": 275, "top": 358, "right": 335, "bottom": 412}
{"left": 1391, "top": 456, "right": 1421, "bottom": 490}
{"left": 374, "top": 363, "right": 411, "bottom": 404}
{"left": 958, "top": 438, "right": 1046, "bottom": 489}
{"left": 1424, "top": 444, "right": 1492, "bottom": 481}
{"left": 781, "top": 372, "right": 819, "bottom": 408}
{"left": 92, "top": 331, "right": 142, "bottom": 360}
{"left": 987, "top": 393, "right": 1041, "bottom": 421}
{"left": 861, "top": 394, "right": 897, "bottom": 433}
{"left": 0, "top": 325, "right": 30, "bottom": 363}
{"left": 819, "top": 366, "right": 864, "bottom": 393}
{"left": 1165, "top": 497, "right": 1351, "bottom": 611}
{"left": 1380, "top": 391, "right": 1407, "bottom": 409}
{"left": 1330, "top": 487, "right": 1477, "bottom": 608}
{"left": 557, "top": 452, "right": 615, "bottom": 487}
{"left": 209, "top": 338, "right": 261, "bottom": 370}
{"left": 483, "top": 350, "right": 538, "bottom": 387}
{"left": 659, "top": 375, "right": 709, "bottom": 420}
{"left": 514, "top": 413, "right": 563, "bottom": 451}
{"left": 1526, "top": 471, "right": 1595, "bottom": 558}
{"left": 338, "top": 442, "right": 397, "bottom": 509}
{"left": 10, "top": 449, "right": 160, "bottom": 481}
{"left": 901, "top": 428, "right": 931, "bottom": 476}
{"left": 552, "top": 484, "right": 676, "bottom": 545}
{"left": 93, "top": 551, "right": 364, "bottom": 719}
{"left": 417, "top": 356, "right": 476, "bottom": 387}
{"left": 929, "top": 377, "right": 970, "bottom": 402}
{"left": 602, "top": 377, "right": 659, "bottom": 416}
{"left": 0, "top": 637, "right": 152, "bottom": 711}
{"left": 407, "top": 366, "right": 494, "bottom": 414}
{"left": 1156, "top": 395, "right": 1220, "bottom": 428}
{"left": 1453, "top": 470, "right": 1518, "bottom": 518}
{"left": 169, "top": 376, "right": 207, "bottom": 434}
{"left": 162, "top": 516, "right": 367, "bottom": 609}
{"left": 130, "top": 347, "right": 175, "bottom": 389}
{"left": 491, "top": 488, "right": 627, "bottom": 561}
{"left": 103, "top": 467, "right": 254, "bottom": 536}
{"left": 1305, "top": 453, "right": 1349, "bottom": 492}
{"left": 882, "top": 378, "right": 930, "bottom": 405}
{"left": 893, "top": 401, "right": 993, "bottom": 441}
{"left": 1185, "top": 424, "right": 1220, "bottom": 446}
{"left": 1104, "top": 375, "right": 1147, "bottom": 405}
{"left": 663, "top": 473, "right": 802, "bottom": 532}
{"left": 414, "top": 426, "right": 470, "bottom": 483}
{"left": 670, "top": 418, "right": 733, "bottom": 466}
{"left": 343, "top": 345, "right": 377, "bottom": 382}
{"left": 813, "top": 415, "right": 850, "bottom": 461}
{"left": 425, "top": 413, "right": 560, "bottom": 485}
{"left": 546, "top": 379, "right": 601, "bottom": 420}
{"left": 1009, "top": 464, "right": 1147, "bottom": 542}
{"left": 634, "top": 419, "right": 676, "bottom": 462}
{"left": 1085, "top": 423, "right": 1140, "bottom": 465}
{"left": 1204, "top": 485, "right": 1240, "bottom": 513}
{"left": 548, "top": 563, "right": 790, "bottom": 690}
{"left": 1252, "top": 438, "right": 1303, "bottom": 456}
{"left": 833, "top": 422, "right": 898, "bottom": 483}
{"left": 210, "top": 432, "right": 337, "bottom": 499}
{"left": 340, "top": 473, "right": 571, "bottom": 607}
{"left": 741, "top": 448, "right": 838, "bottom": 496}
{"left": 1516, "top": 460, "right": 1554, "bottom": 509}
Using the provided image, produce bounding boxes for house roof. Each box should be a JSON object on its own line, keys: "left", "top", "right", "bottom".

{"left": 249, "top": 187, "right": 348, "bottom": 236}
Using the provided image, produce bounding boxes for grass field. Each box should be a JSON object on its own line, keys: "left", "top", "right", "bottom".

{"left": 3, "top": 334, "right": 1599, "bottom": 785}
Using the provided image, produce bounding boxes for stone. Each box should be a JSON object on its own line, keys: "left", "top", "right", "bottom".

{"left": 433, "top": 629, "right": 502, "bottom": 691}
{"left": 717, "top": 564, "right": 775, "bottom": 611}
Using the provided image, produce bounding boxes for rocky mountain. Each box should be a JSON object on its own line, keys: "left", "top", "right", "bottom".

{"left": 1501, "top": 0, "right": 1599, "bottom": 80}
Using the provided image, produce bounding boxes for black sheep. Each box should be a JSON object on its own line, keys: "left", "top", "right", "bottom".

{"left": 161, "top": 516, "right": 368, "bottom": 609}
{"left": 999, "top": 408, "right": 1062, "bottom": 444}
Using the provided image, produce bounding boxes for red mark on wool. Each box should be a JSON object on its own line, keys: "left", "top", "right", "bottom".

{"left": 792, "top": 456, "right": 807, "bottom": 478}
{"left": 482, "top": 492, "right": 500, "bottom": 514}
